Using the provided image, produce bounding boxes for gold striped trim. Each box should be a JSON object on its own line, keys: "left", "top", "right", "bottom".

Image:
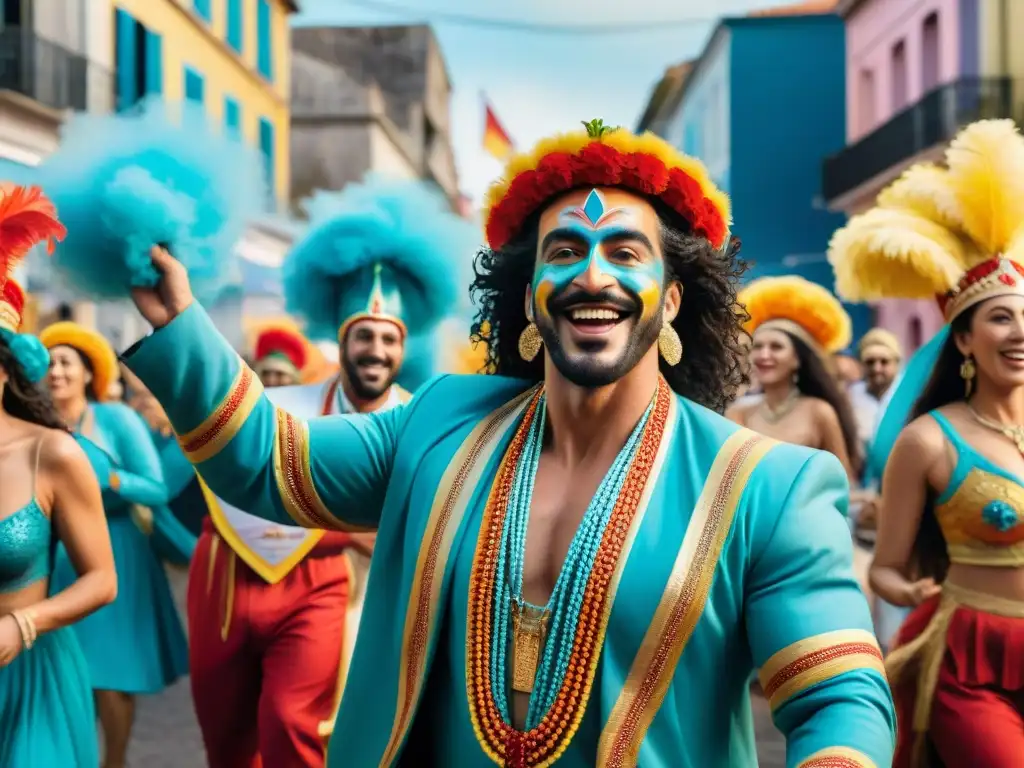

{"left": 798, "top": 746, "right": 877, "bottom": 767}
{"left": 178, "top": 362, "right": 264, "bottom": 463}
{"left": 759, "top": 629, "right": 885, "bottom": 711}
{"left": 272, "top": 408, "right": 372, "bottom": 533}
{"left": 598, "top": 429, "right": 775, "bottom": 767}
{"left": 379, "top": 387, "right": 536, "bottom": 767}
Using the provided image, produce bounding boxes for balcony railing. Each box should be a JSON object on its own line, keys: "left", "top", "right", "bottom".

{"left": 0, "top": 27, "right": 114, "bottom": 113}
{"left": 822, "top": 77, "right": 1016, "bottom": 203}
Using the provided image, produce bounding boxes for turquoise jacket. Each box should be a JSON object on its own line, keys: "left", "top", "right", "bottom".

{"left": 85, "top": 403, "right": 196, "bottom": 564}
{"left": 125, "top": 304, "right": 896, "bottom": 768}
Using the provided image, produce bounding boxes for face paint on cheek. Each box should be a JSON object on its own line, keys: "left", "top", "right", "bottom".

{"left": 533, "top": 264, "right": 576, "bottom": 322}
{"left": 612, "top": 264, "right": 663, "bottom": 322}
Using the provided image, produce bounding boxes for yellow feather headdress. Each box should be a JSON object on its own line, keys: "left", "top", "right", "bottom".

{"left": 828, "top": 119, "right": 1024, "bottom": 321}
{"left": 738, "top": 275, "right": 852, "bottom": 354}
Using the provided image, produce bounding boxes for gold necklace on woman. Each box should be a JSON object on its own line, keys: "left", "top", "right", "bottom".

{"left": 760, "top": 389, "right": 799, "bottom": 424}
{"left": 967, "top": 404, "right": 1024, "bottom": 455}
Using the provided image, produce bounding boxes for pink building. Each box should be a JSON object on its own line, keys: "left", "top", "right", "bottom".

{"left": 824, "top": 0, "right": 1002, "bottom": 355}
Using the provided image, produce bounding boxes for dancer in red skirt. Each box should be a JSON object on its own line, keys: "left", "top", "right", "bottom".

{"left": 829, "top": 119, "right": 1024, "bottom": 767}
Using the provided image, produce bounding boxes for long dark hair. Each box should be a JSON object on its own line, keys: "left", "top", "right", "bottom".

{"left": 784, "top": 331, "right": 863, "bottom": 476}
{"left": 0, "top": 336, "right": 66, "bottom": 430}
{"left": 469, "top": 201, "right": 750, "bottom": 413}
{"left": 901, "top": 305, "right": 978, "bottom": 582}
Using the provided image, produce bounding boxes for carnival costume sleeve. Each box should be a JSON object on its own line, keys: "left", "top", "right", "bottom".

{"left": 123, "top": 303, "right": 404, "bottom": 532}
{"left": 100, "top": 403, "right": 170, "bottom": 508}
{"left": 746, "top": 451, "right": 896, "bottom": 767}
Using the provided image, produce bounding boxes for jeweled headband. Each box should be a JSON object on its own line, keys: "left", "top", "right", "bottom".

{"left": 483, "top": 118, "right": 731, "bottom": 251}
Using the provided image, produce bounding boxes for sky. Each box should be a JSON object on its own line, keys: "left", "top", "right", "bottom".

{"left": 292, "top": 0, "right": 794, "bottom": 204}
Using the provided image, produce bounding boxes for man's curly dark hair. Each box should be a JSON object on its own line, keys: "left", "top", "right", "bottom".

{"left": 469, "top": 200, "right": 750, "bottom": 413}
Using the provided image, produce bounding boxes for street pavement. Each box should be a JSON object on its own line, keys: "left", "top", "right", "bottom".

{"left": 128, "top": 568, "right": 787, "bottom": 767}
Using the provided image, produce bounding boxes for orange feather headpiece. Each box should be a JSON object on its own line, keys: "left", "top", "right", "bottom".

{"left": 0, "top": 183, "right": 66, "bottom": 333}
{"left": 483, "top": 118, "right": 731, "bottom": 251}
{"left": 738, "top": 276, "right": 852, "bottom": 355}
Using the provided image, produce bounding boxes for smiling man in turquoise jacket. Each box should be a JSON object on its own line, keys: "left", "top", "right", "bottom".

{"left": 122, "top": 122, "right": 895, "bottom": 767}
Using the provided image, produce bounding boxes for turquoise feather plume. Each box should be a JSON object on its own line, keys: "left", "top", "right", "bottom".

{"left": 38, "top": 98, "right": 266, "bottom": 302}
{"left": 284, "top": 175, "right": 479, "bottom": 341}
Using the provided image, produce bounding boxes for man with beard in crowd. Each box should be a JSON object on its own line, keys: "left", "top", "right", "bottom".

{"left": 182, "top": 179, "right": 464, "bottom": 767}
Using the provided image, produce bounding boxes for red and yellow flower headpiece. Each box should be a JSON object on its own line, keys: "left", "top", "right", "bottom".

{"left": 828, "top": 119, "right": 1024, "bottom": 322}
{"left": 739, "top": 275, "right": 852, "bottom": 355}
{"left": 483, "top": 119, "right": 731, "bottom": 250}
{"left": 39, "top": 322, "right": 119, "bottom": 402}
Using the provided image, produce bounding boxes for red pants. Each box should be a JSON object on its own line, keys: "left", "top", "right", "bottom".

{"left": 187, "top": 527, "right": 350, "bottom": 768}
{"left": 892, "top": 595, "right": 1024, "bottom": 767}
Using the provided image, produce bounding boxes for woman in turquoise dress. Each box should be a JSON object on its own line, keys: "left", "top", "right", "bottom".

{"left": 0, "top": 183, "right": 117, "bottom": 767}
{"left": 40, "top": 320, "right": 189, "bottom": 768}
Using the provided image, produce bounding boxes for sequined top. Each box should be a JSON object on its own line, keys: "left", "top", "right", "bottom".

{"left": 931, "top": 411, "right": 1024, "bottom": 566}
{"left": 0, "top": 499, "right": 50, "bottom": 593}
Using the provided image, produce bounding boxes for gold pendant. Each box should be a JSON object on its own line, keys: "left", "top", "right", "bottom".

{"left": 511, "top": 601, "right": 550, "bottom": 694}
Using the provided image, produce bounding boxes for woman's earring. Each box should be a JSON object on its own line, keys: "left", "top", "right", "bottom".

{"left": 960, "top": 355, "right": 976, "bottom": 398}
{"left": 658, "top": 322, "right": 682, "bottom": 366}
{"left": 518, "top": 322, "right": 543, "bottom": 362}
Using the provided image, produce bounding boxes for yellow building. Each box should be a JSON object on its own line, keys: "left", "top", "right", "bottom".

{"left": 111, "top": 0, "right": 296, "bottom": 203}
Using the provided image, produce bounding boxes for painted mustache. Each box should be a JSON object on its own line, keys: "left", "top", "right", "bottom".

{"left": 547, "top": 287, "right": 638, "bottom": 316}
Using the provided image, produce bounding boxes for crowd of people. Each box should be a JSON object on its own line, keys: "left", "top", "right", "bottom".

{"left": 2, "top": 114, "right": 1024, "bottom": 768}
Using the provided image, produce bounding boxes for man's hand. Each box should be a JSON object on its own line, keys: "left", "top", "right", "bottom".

{"left": 130, "top": 246, "right": 194, "bottom": 329}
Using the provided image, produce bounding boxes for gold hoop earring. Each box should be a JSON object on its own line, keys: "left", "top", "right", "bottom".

{"left": 658, "top": 322, "right": 682, "bottom": 366}
{"left": 518, "top": 322, "right": 542, "bottom": 362}
{"left": 960, "top": 355, "right": 976, "bottom": 398}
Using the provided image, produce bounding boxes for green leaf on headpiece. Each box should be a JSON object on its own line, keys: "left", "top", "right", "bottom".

{"left": 581, "top": 118, "right": 620, "bottom": 138}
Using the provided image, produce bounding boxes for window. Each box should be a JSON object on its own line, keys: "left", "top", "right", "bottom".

{"left": 891, "top": 40, "right": 908, "bottom": 111}
{"left": 193, "top": 0, "right": 211, "bottom": 22}
{"left": 909, "top": 315, "right": 923, "bottom": 352}
{"left": 185, "top": 67, "right": 204, "bottom": 106}
{"left": 858, "top": 69, "right": 876, "bottom": 134}
{"left": 115, "top": 9, "right": 161, "bottom": 110}
{"left": 921, "top": 12, "right": 940, "bottom": 92}
{"left": 226, "top": 0, "right": 243, "bottom": 53}
{"left": 259, "top": 117, "right": 275, "bottom": 207}
{"left": 224, "top": 96, "right": 241, "bottom": 137}
{"left": 257, "top": 0, "right": 273, "bottom": 81}
{"left": 2, "top": 0, "right": 24, "bottom": 27}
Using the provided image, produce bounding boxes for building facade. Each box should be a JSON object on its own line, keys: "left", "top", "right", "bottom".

{"left": 659, "top": 10, "right": 871, "bottom": 343}
{"left": 111, "top": 0, "right": 296, "bottom": 206}
{"left": 288, "top": 24, "right": 459, "bottom": 208}
{"left": 2, "top": 0, "right": 298, "bottom": 342}
{"left": 823, "top": 0, "right": 1016, "bottom": 354}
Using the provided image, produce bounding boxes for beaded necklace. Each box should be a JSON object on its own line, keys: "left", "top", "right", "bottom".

{"left": 491, "top": 393, "right": 653, "bottom": 729}
{"left": 466, "top": 379, "right": 670, "bottom": 767}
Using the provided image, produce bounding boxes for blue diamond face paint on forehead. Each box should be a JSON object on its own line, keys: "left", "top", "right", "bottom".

{"left": 582, "top": 188, "right": 604, "bottom": 225}
{"left": 563, "top": 189, "right": 628, "bottom": 230}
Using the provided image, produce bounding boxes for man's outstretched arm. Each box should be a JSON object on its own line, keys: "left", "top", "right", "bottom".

{"left": 122, "top": 249, "right": 404, "bottom": 531}
{"left": 745, "top": 451, "right": 897, "bottom": 768}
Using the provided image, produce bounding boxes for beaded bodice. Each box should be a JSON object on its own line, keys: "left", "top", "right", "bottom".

{"left": 931, "top": 412, "right": 1024, "bottom": 566}
{"left": 0, "top": 499, "right": 51, "bottom": 593}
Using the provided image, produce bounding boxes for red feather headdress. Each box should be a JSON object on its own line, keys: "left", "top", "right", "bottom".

{"left": 0, "top": 184, "right": 66, "bottom": 332}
